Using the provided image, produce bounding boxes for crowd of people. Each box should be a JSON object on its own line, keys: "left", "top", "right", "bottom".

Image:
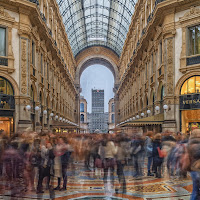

{"left": 0, "top": 129, "right": 199, "bottom": 199}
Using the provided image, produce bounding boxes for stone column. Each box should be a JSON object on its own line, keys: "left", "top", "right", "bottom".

{"left": 162, "top": 36, "right": 177, "bottom": 132}
{"left": 17, "top": 35, "right": 32, "bottom": 131}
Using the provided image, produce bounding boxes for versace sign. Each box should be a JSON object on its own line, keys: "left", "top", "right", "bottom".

{"left": 180, "top": 94, "right": 200, "bottom": 110}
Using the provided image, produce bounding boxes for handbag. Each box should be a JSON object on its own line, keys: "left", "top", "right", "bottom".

{"left": 157, "top": 147, "right": 167, "bottom": 158}
{"left": 95, "top": 158, "right": 103, "bottom": 168}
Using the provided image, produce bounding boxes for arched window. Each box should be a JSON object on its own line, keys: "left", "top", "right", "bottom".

{"left": 80, "top": 114, "right": 84, "bottom": 122}
{"left": 0, "top": 77, "right": 14, "bottom": 95}
{"left": 181, "top": 76, "right": 200, "bottom": 95}
{"left": 30, "top": 85, "right": 34, "bottom": 101}
{"left": 161, "top": 86, "right": 164, "bottom": 101}
{"left": 152, "top": 92, "right": 155, "bottom": 115}
{"left": 111, "top": 114, "right": 115, "bottom": 123}
{"left": 0, "top": 77, "right": 15, "bottom": 110}
{"left": 80, "top": 103, "right": 84, "bottom": 112}
{"left": 39, "top": 91, "right": 43, "bottom": 104}
{"left": 160, "top": 86, "right": 164, "bottom": 113}
{"left": 111, "top": 103, "right": 115, "bottom": 112}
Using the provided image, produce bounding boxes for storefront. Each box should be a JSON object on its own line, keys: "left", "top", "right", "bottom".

{"left": 180, "top": 76, "right": 200, "bottom": 133}
{"left": 0, "top": 77, "right": 15, "bottom": 136}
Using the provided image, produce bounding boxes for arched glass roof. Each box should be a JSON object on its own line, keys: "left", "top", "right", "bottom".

{"left": 57, "top": 0, "right": 138, "bottom": 57}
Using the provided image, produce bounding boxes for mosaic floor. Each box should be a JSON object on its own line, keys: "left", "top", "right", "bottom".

{"left": 0, "top": 162, "right": 193, "bottom": 200}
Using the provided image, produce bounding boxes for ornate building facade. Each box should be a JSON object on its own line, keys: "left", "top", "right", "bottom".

{"left": 108, "top": 98, "right": 115, "bottom": 133}
{"left": 2, "top": 0, "right": 200, "bottom": 135}
{"left": 80, "top": 96, "right": 89, "bottom": 133}
{"left": 0, "top": 0, "right": 78, "bottom": 135}
{"left": 116, "top": 0, "right": 200, "bottom": 133}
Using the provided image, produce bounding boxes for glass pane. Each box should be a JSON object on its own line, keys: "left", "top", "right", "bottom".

{"left": 6, "top": 81, "right": 14, "bottom": 95}
{"left": 32, "top": 41, "right": 35, "bottom": 65}
{"left": 30, "top": 86, "right": 34, "bottom": 100}
{"left": 188, "top": 27, "right": 195, "bottom": 55}
{"left": 0, "top": 27, "right": 6, "bottom": 56}
{"left": 161, "top": 86, "right": 164, "bottom": 100}
{"left": 0, "top": 77, "right": 6, "bottom": 94}
{"left": 196, "top": 76, "right": 200, "bottom": 93}
{"left": 181, "top": 81, "right": 188, "bottom": 95}
{"left": 188, "top": 77, "right": 195, "bottom": 94}
{"left": 56, "top": 0, "right": 138, "bottom": 56}
{"left": 197, "top": 25, "right": 200, "bottom": 55}
{"left": 0, "top": 77, "right": 13, "bottom": 95}
{"left": 80, "top": 103, "right": 84, "bottom": 112}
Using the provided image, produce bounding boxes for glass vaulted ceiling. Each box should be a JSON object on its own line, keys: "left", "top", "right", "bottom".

{"left": 57, "top": 0, "right": 138, "bottom": 57}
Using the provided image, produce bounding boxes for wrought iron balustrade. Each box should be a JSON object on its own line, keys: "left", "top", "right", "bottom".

{"left": 28, "top": 0, "right": 39, "bottom": 5}
{"left": 48, "top": 28, "right": 52, "bottom": 36}
{"left": 40, "top": 12, "right": 46, "bottom": 23}
{"left": 147, "top": 13, "right": 153, "bottom": 24}
{"left": 0, "top": 57, "right": 8, "bottom": 66}
{"left": 187, "top": 56, "right": 200, "bottom": 66}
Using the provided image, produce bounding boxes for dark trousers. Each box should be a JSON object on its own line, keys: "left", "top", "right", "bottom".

{"left": 116, "top": 161, "right": 126, "bottom": 193}
{"left": 62, "top": 164, "right": 68, "bottom": 189}
{"left": 147, "top": 156, "right": 153, "bottom": 172}
{"left": 37, "top": 166, "right": 50, "bottom": 191}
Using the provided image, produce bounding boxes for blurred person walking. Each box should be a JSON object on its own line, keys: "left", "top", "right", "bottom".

{"left": 152, "top": 133, "right": 164, "bottom": 178}
{"left": 145, "top": 132, "right": 154, "bottom": 176}
{"left": 188, "top": 129, "right": 200, "bottom": 200}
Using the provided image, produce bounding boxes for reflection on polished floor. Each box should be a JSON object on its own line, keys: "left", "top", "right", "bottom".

{"left": 0, "top": 161, "right": 192, "bottom": 200}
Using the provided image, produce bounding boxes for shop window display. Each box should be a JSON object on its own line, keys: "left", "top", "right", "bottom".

{"left": 180, "top": 76, "right": 200, "bottom": 133}
{"left": 181, "top": 76, "right": 200, "bottom": 95}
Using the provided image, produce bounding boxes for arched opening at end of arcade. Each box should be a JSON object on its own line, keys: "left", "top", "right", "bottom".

{"left": 80, "top": 64, "right": 115, "bottom": 133}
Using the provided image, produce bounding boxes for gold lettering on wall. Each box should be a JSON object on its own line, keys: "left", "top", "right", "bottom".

{"left": 167, "top": 38, "right": 174, "bottom": 95}
{"left": 21, "top": 39, "right": 27, "bottom": 95}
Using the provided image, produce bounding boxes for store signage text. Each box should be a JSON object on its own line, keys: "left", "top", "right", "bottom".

{"left": 180, "top": 94, "right": 200, "bottom": 110}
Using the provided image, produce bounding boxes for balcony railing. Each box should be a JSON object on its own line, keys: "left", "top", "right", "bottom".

{"left": 187, "top": 55, "right": 200, "bottom": 66}
{"left": 0, "top": 57, "right": 8, "bottom": 66}
{"left": 28, "top": 0, "right": 39, "bottom": 5}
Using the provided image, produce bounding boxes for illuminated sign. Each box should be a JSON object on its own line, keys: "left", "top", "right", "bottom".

{"left": 180, "top": 94, "right": 200, "bottom": 110}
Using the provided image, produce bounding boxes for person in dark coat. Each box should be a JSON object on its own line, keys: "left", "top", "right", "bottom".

{"left": 131, "top": 134, "right": 145, "bottom": 177}
{"left": 2, "top": 141, "right": 26, "bottom": 197}
{"left": 188, "top": 129, "right": 200, "bottom": 200}
{"left": 152, "top": 133, "right": 163, "bottom": 178}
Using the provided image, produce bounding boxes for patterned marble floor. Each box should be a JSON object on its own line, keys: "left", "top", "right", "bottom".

{"left": 0, "top": 162, "right": 193, "bottom": 200}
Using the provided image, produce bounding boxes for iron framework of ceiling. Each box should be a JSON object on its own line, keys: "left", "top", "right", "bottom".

{"left": 57, "top": 0, "right": 138, "bottom": 57}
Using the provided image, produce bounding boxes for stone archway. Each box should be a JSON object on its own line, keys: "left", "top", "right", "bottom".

{"left": 75, "top": 46, "right": 120, "bottom": 92}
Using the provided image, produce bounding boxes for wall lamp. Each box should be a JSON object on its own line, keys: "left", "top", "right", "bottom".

{"left": 147, "top": 109, "right": 151, "bottom": 114}
{"left": 163, "top": 104, "right": 171, "bottom": 111}
{"left": 35, "top": 106, "right": 40, "bottom": 111}
{"left": 43, "top": 110, "right": 47, "bottom": 115}
{"left": 25, "top": 105, "right": 31, "bottom": 111}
